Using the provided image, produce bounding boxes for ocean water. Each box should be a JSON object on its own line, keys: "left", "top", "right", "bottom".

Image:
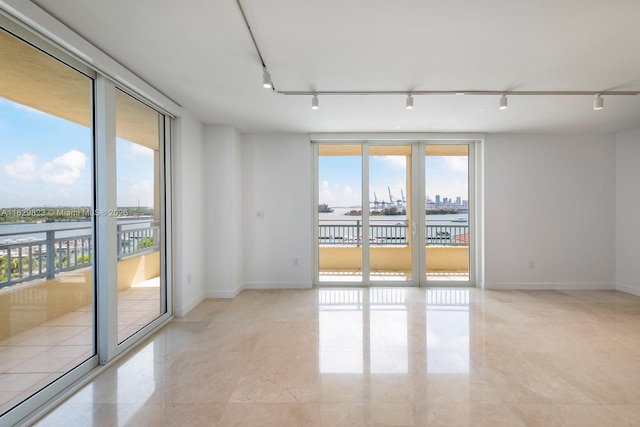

{"left": 319, "top": 207, "right": 468, "bottom": 225}
{"left": 0, "top": 218, "right": 154, "bottom": 241}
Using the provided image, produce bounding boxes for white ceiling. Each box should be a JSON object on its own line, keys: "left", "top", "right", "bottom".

{"left": 33, "top": 0, "right": 640, "bottom": 134}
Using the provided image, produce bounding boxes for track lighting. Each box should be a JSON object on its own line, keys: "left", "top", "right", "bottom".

{"left": 262, "top": 68, "right": 272, "bottom": 89}
{"left": 593, "top": 93, "right": 604, "bottom": 110}
{"left": 499, "top": 94, "right": 508, "bottom": 110}
{"left": 405, "top": 94, "right": 414, "bottom": 110}
{"left": 312, "top": 95, "right": 319, "bottom": 110}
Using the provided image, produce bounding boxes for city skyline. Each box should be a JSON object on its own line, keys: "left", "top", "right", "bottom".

{"left": 319, "top": 153, "right": 468, "bottom": 208}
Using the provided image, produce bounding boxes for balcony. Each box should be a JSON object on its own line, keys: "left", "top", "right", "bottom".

{"left": 319, "top": 220, "right": 469, "bottom": 281}
{"left": 0, "top": 220, "right": 161, "bottom": 415}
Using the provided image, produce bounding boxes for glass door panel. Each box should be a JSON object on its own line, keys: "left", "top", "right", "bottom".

{"left": 425, "top": 145, "right": 470, "bottom": 282}
{"left": 369, "top": 145, "right": 412, "bottom": 282}
{"left": 317, "top": 145, "right": 362, "bottom": 283}
{"left": 0, "top": 27, "right": 95, "bottom": 415}
{"left": 115, "top": 90, "right": 164, "bottom": 342}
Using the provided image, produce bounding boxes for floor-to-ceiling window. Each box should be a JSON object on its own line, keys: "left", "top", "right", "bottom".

{"left": 315, "top": 139, "right": 476, "bottom": 286}
{"left": 369, "top": 145, "right": 413, "bottom": 282}
{"left": 317, "top": 144, "right": 363, "bottom": 282}
{"left": 424, "top": 144, "right": 472, "bottom": 283}
{"left": 0, "top": 23, "right": 96, "bottom": 418}
{"left": 114, "top": 89, "right": 166, "bottom": 343}
{"left": 0, "top": 16, "right": 172, "bottom": 424}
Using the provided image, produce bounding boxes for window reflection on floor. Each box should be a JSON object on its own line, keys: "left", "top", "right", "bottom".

{"left": 426, "top": 289, "right": 470, "bottom": 374}
{"left": 319, "top": 289, "right": 363, "bottom": 373}
{"left": 370, "top": 288, "right": 408, "bottom": 373}
{"left": 319, "top": 288, "right": 470, "bottom": 376}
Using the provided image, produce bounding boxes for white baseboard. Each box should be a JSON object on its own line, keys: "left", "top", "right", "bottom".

{"left": 242, "top": 281, "right": 313, "bottom": 290}
{"left": 484, "top": 282, "right": 615, "bottom": 290}
{"left": 175, "top": 294, "right": 206, "bottom": 317}
{"left": 616, "top": 283, "right": 640, "bottom": 297}
{"left": 205, "top": 282, "right": 244, "bottom": 299}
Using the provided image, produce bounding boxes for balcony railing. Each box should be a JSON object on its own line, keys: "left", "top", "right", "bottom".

{"left": 0, "top": 220, "right": 159, "bottom": 289}
{"left": 319, "top": 220, "right": 468, "bottom": 246}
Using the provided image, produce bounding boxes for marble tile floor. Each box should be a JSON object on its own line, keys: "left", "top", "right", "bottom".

{"left": 0, "top": 278, "right": 161, "bottom": 416}
{"left": 34, "top": 287, "right": 640, "bottom": 426}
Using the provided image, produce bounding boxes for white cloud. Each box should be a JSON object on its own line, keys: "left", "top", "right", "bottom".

{"left": 2, "top": 99, "right": 49, "bottom": 117}
{"left": 4, "top": 153, "right": 37, "bottom": 181}
{"left": 443, "top": 156, "right": 468, "bottom": 173}
{"left": 377, "top": 156, "right": 407, "bottom": 169}
{"left": 129, "top": 143, "right": 154, "bottom": 158}
{"left": 118, "top": 179, "right": 154, "bottom": 207}
{"left": 40, "top": 149, "right": 87, "bottom": 185}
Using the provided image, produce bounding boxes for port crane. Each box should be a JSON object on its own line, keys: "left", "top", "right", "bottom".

{"left": 372, "top": 192, "right": 380, "bottom": 209}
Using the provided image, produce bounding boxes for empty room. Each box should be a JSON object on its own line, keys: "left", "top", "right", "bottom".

{"left": 0, "top": 1, "right": 639, "bottom": 426}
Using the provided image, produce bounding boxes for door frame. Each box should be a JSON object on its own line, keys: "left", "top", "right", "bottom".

{"left": 417, "top": 140, "right": 477, "bottom": 287}
{"left": 312, "top": 133, "right": 484, "bottom": 287}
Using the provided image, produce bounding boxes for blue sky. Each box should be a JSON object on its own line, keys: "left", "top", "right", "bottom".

{"left": 319, "top": 153, "right": 468, "bottom": 207}
{"left": 0, "top": 98, "right": 154, "bottom": 209}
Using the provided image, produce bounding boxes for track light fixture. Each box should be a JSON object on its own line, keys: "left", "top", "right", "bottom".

{"left": 262, "top": 68, "right": 272, "bottom": 89}
{"left": 593, "top": 93, "right": 604, "bottom": 110}
{"left": 405, "top": 94, "right": 414, "bottom": 110}
{"left": 499, "top": 94, "right": 508, "bottom": 110}
{"left": 237, "top": 0, "right": 638, "bottom": 113}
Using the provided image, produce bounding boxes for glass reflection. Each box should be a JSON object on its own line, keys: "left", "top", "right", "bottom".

{"left": 319, "top": 288, "right": 411, "bottom": 374}
{"left": 426, "top": 289, "right": 470, "bottom": 374}
{"left": 117, "top": 342, "right": 156, "bottom": 424}
{"left": 318, "top": 288, "right": 470, "bottom": 376}
{"left": 319, "top": 289, "right": 363, "bottom": 373}
{"left": 370, "top": 288, "right": 408, "bottom": 373}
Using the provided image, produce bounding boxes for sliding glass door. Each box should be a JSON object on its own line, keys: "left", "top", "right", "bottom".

{"left": 0, "top": 17, "right": 172, "bottom": 424}
{"left": 317, "top": 144, "right": 363, "bottom": 282}
{"left": 115, "top": 90, "right": 166, "bottom": 343}
{"left": 0, "top": 24, "right": 97, "bottom": 418}
{"left": 424, "top": 144, "right": 472, "bottom": 283}
{"left": 369, "top": 145, "right": 413, "bottom": 283}
{"left": 315, "top": 140, "right": 474, "bottom": 286}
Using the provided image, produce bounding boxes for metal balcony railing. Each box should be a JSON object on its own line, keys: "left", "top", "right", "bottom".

{"left": 0, "top": 220, "right": 159, "bottom": 289}
{"left": 319, "top": 220, "right": 469, "bottom": 247}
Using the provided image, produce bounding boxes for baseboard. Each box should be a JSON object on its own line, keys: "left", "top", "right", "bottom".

{"left": 175, "top": 293, "right": 206, "bottom": 317}
{"left": 616, "top": 283, "right": 640, "bottom": 297}
{"left": 242, "top": 281, "right": 313, "bottom": 290}
{"left": 484, "top": 282, "right": 616, "bottom": 290}
{"left": 205, "top": 282, "right": 245, "bottom": 299}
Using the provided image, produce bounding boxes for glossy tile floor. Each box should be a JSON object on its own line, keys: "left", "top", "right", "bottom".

{"left": 0, "top": 277, "right": 160, "bottom": 416}
{"left": 35, "top": 288, "right": 640, "bottom": 426}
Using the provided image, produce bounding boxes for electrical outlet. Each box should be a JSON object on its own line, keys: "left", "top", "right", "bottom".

{"left": 529, "top": 260, "right": 535, "bottom": 269}
{"left": 293, "top": 257, "right": 299, "bottom": 266}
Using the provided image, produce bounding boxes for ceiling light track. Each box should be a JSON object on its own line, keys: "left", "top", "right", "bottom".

{"left": 236, "top": 0, "right": 274, "bottom": 89}
{"left": 234, "top": 1, "right": 638, "bottom": 108}
{"left": 275, "top": 90, "right": 639, "bottom": 96}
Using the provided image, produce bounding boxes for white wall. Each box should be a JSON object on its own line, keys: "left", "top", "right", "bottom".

{"left": 484, "top": 134, "right": 616, "bottom": 289}
{"left": 173, "top": 112, "right": 207, "bottom": 316}
{"left": 615, "top": 128, "right": 640, "bottom": 296}
{"left": 241, "top": 133, "right": 313, "bottom": 289}
{"left": 204, "top": 125, "right": 244, "bottom": 298}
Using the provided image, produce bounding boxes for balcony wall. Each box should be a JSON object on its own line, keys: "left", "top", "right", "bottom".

{"left": 319, "top": 246, "right": 468, "bottom": 272}
{"left": 0, "top": 251, "right": 159, "bottom": 341}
